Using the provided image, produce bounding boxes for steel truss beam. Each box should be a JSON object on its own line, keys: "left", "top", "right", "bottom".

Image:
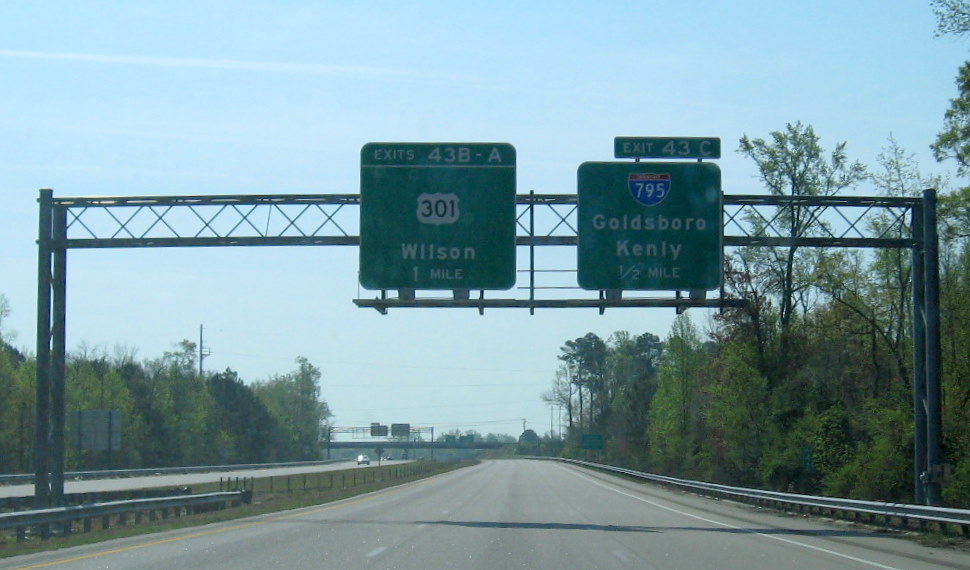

{"left": 51, "top": 192, "right": 919, "bottom": 249}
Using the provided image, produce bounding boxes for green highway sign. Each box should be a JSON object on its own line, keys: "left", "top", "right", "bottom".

{"left": 581, "top": 434, "right": 605, "bottom": 450}
{"left": 614, "top": 137, "right": 721, "bottom": 160}
{"left": 359, "top": 142, "right": 516, "bottom": 290}
{"left": 577, "top": 161, "right": 722, "bottom": 291}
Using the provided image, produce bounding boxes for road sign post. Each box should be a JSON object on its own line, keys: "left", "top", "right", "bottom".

{"left": 577, "top": 161, "right": 722, "bottom": 291}
{"left": 359, "top": 143, "right": 516, "bottom": 290}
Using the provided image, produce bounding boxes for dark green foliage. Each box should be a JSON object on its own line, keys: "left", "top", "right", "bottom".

{"left": 558, "top": 332, "right": 608, "bottom": 430}
{"left": 945, "top": 455, "right": 970, "bottom": 505}
{"left": 704, "top": 342, "right": 768, "bottom": 486}
{"left": 607, "top": 332, "right": 662, "bottom": 459}
{"left": 0, "top": 340, "right": 33, "bottom": 474}
{"left": 207, "top": 369, "right": 285, "bottom": 464}
{"left": 542, "top": 126, "right": 970, "bottom": 506}
{"left": 811, "top": 407, "right": 855, "bottom": 479}
{"left": 251, "top": 357, "right": 332, "bottom": 461}
{"left": 0, "top": 340, "right": 332, "bottom": 474}
{"left": 933, "top": 0, "right": 970, "bottom": 38}
{"left": 933, "top": 61, "right": 970, "bottom": 175}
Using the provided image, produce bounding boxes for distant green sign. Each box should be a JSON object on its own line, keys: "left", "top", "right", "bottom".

{"left": 614, "top": 137, "right": 721, "bottom": 160}
{"left": 581, "top": 434, "right": 605, "bottom": 450}
{"left": 578, "top": 161, "right": 722, "bottom": 291}
{"left": 359, "top": 142, "right": 516, "bottom": 290}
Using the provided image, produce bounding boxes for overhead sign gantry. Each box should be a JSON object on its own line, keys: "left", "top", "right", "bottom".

{"left": 31, "top": 135, "right": 944, "bottom": 510}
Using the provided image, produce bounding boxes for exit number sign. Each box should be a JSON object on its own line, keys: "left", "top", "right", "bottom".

{"left": 614, "top": 137, "right": 721, "bottom": 160}
{"left": 359, "top": 142, "right": 516, "bottom": 290}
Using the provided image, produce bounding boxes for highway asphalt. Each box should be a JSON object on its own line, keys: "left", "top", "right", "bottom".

{"left": 4, "top": 459, "right": 970, "bottom": 569}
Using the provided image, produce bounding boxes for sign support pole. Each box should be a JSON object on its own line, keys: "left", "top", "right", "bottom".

{"left": 33, "top": 189, "right": 53, "bottom": 510}
{"left": 924, "top": 190, "right": 943, "bottom": 506}
{"left": 51, "top": 205, "right": 67, "bottom": 505}
{"left": 529, "top": 190, "right": 536, "bottom": 315}
{"left": 912, "top": 200, "right": 927, "bottom": 505}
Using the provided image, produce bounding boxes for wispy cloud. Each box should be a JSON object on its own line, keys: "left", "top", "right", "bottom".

{"left": 0, "top": 49, "right": 476, "bottom": 82}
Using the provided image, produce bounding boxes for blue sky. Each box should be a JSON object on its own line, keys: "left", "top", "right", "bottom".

{"left": 0, "top": 1, "right": 966, "bottom": 438}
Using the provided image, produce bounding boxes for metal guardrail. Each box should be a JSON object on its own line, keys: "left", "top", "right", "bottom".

{"left": 0, "top": 491, "right": 250, "bottom": 542}
{"left": 0, "top": 459, "right": 344, "bottom": 485}
{"left": 1, "top": 487, "right": 194, "bottom": 512}
{"left": 541, "top": 457, "right": 970, "bottom": 534}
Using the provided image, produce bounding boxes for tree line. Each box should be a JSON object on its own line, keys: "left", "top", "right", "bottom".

{"left": 543, "top": 120, "right": 970, "bottom": 505}
{"left": 0, "top": 329, "right": 332, "bottom": 474}
{"left": 539, "top": 4, "right": 970, "bottom": 506}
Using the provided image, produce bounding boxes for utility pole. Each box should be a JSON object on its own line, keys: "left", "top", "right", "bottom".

{"left": 199, "top": 324, "right": 212, "bottom": 376}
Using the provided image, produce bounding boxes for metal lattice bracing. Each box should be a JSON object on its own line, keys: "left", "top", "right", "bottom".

{"left": 50, "top": 192, "right": 922, "bottom": 311}
{"left": 722, "top": 194, "right": 920, "bottom": 249}
{"left": 52, "top": 192, "right": 922, "bottom": 249}
{"left": 55, "top": 194, "right": 360, "bottom": 248}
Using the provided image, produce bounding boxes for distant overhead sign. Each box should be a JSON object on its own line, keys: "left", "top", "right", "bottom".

{"left": 614, "top": 137, "right": 721, "bottom": 160}
{"left": 577, "top": 161, "right": 722, "bottom": 291}
{"left": 391, "top": 423, "right": 411, "bottom": 437}
{"left": 359, "top": 142, "right": 516, "bottom": 290}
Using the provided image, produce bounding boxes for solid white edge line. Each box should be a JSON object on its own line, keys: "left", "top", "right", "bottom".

{"left": 564, "top": 468, "right": 902, "bottom": 570}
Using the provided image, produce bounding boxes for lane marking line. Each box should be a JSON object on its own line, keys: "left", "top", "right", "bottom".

{"left": 365, "top": 546, "right": 387, "bottom": 558}
{"left": 12, "top": 471, "right": 453, "bottom": 569}
{"left": 565, "top": 468, "right": 902, "bottom": 570}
